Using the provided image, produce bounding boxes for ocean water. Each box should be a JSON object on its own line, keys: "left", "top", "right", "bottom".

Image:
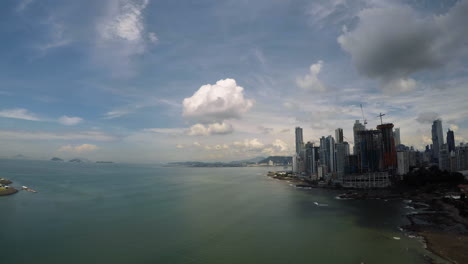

{"left": 0, "top": 159, "right": 447, "bottom": 264}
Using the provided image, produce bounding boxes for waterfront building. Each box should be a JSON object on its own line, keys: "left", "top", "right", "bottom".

{"left": 377, "top": 123, "right": 397, "bottom": 171}
{"left": 295, "top": 127, "right": 304, "bottom": 155}
{"left": 394, "top": 128, "right": 401, "bottom": 146}
{"left": 353, "top": 120, "right": 366, "bottom": 155}
{"left": 342, "top": 172, "right": 391, "bottom": 188}
{"left": 447, "top": 129, "right": 455, "bottom": 153}
{"left": 356, "top": 129, "right": 383, "bottom": 173}
{"left": 292, "top": 154, "right": 298, "bottom": 173}
{"left": 335, "top": 128, "right": 344, "bottom": 143}
{"left": 431, "top": 119, "right": 444, "bottom": 163}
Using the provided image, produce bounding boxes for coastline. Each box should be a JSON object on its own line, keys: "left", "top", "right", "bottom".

{"left": 267, "top": 173, "right": 468, "bottom": 264}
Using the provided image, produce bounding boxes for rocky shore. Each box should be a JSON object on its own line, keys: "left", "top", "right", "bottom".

{"left": 0, "top": 178, "right": 18, "bottom": 196}
{"left": 402, "top": 194, "right": 468, "bottom": 264}
{"left": 268, "top": 172, "right": 468, "bottom": 263}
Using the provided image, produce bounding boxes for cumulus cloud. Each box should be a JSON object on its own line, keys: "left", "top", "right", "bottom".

{"left": 296, "top": 61, "right": 327, "bottom": 92}
{"left": 187, "top": 122, "right": 234, "bottom": 136}
{"left": 416, "top": 112, "right": 440, "bottom": 124}
{"left": 182, "top": 78, "right": 254, "bottom": 123}
{"left": 232, "top": 138, "right": 265, "bottom": 151}
{"left": 338, "top": 1, "right": 468, "bottom": 92}
{"left": 58, "top": 144, "right": 98, "bottom": 153}
{"left": 0, "top": 108, "right": 40, "bottom": 121}
{"left": 58, "top": 116, "right": 83, "bottom": 126}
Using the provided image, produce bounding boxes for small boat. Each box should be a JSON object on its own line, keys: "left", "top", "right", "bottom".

{"left": 393, "top": 237, "right": 401, "bottom": 240}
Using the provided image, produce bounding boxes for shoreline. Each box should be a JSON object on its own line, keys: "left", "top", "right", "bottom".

{"left": 268, "top": 173, "right": 468, "bottom": 264}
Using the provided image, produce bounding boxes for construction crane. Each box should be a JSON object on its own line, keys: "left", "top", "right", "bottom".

{"left": 377, "top": 113, "right": 386, "bottom": 125}
{"left": 360, "top": 104, "right": 368, "bottom": 125}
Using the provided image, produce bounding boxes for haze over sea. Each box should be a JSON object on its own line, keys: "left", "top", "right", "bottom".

{"left": 0, "top": 159, "right": 447, "bottom": 264}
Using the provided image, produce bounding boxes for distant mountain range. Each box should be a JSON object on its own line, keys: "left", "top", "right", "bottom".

{"left": 166, "top": 156, "right": 291, "bottom": 167}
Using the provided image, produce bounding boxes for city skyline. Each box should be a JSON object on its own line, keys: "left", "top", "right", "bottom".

{"left": 0, "top": 0, "right": 467, "bottom": 163}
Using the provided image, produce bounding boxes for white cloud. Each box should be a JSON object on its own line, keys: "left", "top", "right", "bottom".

{"left": 450, "top": 124, "right": 459, "bottom": 132}
{"left": 187, "top": 122, "right": 234, "bottom": 136}
{"left": 58, "top": 144, "right": 98, "bottom": 153}
{"left": 95, "top": 0, "right": 153, "bottom": 76}
{"left": 58, "top": 116, "right": 83, "bottom": 126}
{"left": 148, "top": 32, "right": 158, "bottom": 43}
{"left": 103, "top": 110, "right": 131, "bottom": 119}
{"left": 0, "top": 130, "right": 116, "bottom": 141}
{"left": 183, "top": 78, "right": 254, "bottom": 123}
{"left": 232, "top": 138, "right": 264, "bottom": 151}
{"left": 99, "top": 0, "right": 149, "bottom": 42}
{"left": 0, "top": 108, "right": 40, "bottom": 121}
{"left": 296, "top": 61, "right": 327, "bottom": 92}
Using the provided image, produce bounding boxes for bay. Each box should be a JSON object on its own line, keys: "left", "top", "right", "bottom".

{"left": 0, "top": 159, "right": 445, "bottom": 263}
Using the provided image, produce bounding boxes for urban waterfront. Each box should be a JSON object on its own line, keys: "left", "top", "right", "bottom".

{"left": 0, "top": 160, "right": 448, "bottom": 264}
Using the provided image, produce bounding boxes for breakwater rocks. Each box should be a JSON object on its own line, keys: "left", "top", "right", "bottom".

{"left": 0, "top": 178, "right": 18, "bottom": 196}
{"left": 0, "top": 178, "right": 12, "bottom": 184}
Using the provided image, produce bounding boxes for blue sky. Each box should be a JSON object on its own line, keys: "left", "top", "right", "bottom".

{"left": 0, "top": 0, "right": 467, "bottom": 163}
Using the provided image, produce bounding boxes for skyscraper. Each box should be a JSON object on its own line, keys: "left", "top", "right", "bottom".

{"left": 326, "top": 135, "right": 336, "bottom": 173}
{"left": 431, "top": 120, "right": 444, "bottom": 162}
{"left": 295, "top": 127, "right": 304, "bottom": 155}
{"left": 353, "top": 120, "right": 366, "bottom": 155}
{"left": 335, "top": 128, "right": 344, "bottom": 143}
{"left": 377, "top": 123, "right": 397, "bottom": 170}
{"left": 447, "top": 129, "right": 455, "bottom": 153}
{"left": 336, "top": 142, "right": 348, "bottom": 179}
{"left": 394, "top": 128, "right": 401, "bottom": 146}
{"left": 305, "top": 142, "right": 316, "bottom": 177}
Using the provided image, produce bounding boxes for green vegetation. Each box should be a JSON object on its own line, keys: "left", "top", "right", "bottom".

{"left": 0, "top": 186, "right": 18, "bottom": 196}
{"left": 401, "top": 166, "right": 466, "bottom": 188}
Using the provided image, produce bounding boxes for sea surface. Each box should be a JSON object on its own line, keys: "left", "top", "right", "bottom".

{"left": 0, "top": 159, "right": 448, "bottom": 264}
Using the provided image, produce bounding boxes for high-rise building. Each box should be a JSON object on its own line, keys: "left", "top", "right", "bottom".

{"left": 394, "top": 128, "right": 401, "bottom": 146}
{"left": 336, "top": 142, "right": 348, "bottom": 179}
{"left": 397, "top": 151, "right": 409, "bottom": 176}
{"left": 335, "top": 128, "right": 344, "bottom": 143}
{"left": 377, "top": 123, "right": 397, "bottom": 170}
{"left": 447, "top": 129, "right": 455, "bottom": 153}
{"left": 326, "top": 135, "right": 336, "bottom": 173}
{"left": 356, "top": 129, "right": 383, "bottom": 173}
{"left": 295, "top": 127, "right": 304, "bottom": 155}
{"left": 319, "top": 136, "right": 328, "bottom": 171}
{"left": 353, "top": 120, "right": 366, "bottom": 155}
{"left": 439, "top": 144, "right": 449, "bottom": 171}
{"left": 431, "top": 119, "right": 444, "bottom": 163}
{"left": 305, "top": 142, "right": 316, "bottom": 178}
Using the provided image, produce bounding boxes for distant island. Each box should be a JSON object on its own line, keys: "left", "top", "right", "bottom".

{"left": 69, "top": 158, "right": 84, "bottom": 163}
{"left": 166, "top": 156, "right": 291, "bottom": 167}
{"left": 96, "top": 161, "right": 114, "bottom": 163}
{"left": 50, "top": 157, "right": 64, "bottom": 161}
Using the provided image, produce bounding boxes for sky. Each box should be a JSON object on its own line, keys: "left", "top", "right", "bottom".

{"left": 0, "top": 0, "right": 467, "bottom": 163}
